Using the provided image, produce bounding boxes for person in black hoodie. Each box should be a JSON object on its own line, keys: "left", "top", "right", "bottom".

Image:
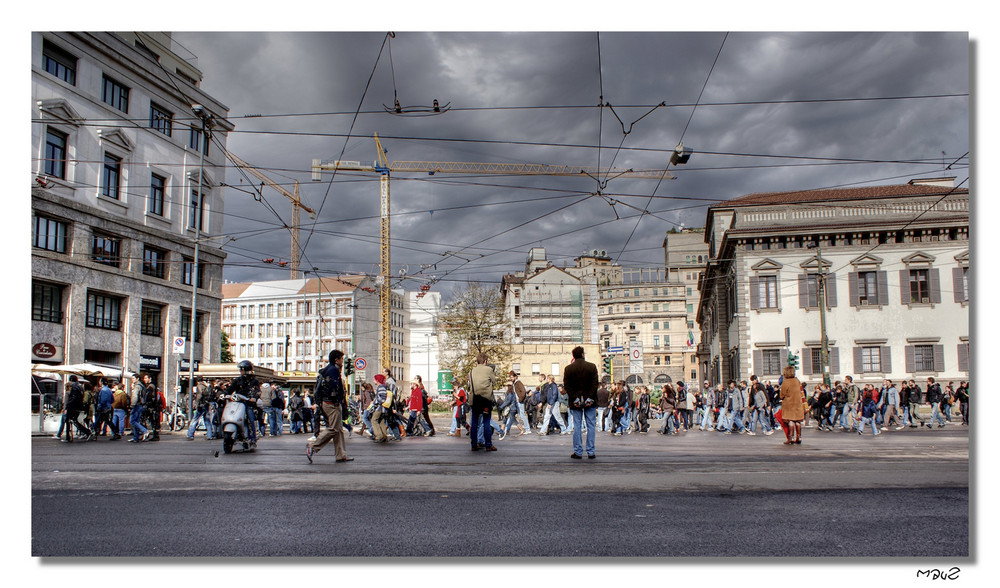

{"left": 64, "top": 375, "right": 94, "bottom": 441}
{"left": 925, "top": 377, "right": 947, "bottom": 428}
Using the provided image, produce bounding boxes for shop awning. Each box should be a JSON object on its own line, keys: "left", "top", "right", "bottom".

{"left": 191, "top": 363, "right": 287, "bottom": 383}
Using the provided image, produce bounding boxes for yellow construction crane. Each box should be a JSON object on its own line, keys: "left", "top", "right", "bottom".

{"left": 311, "top": 133, "right": 685, "bottom": 373}
{"left": 228, "top": 152, "right": 317, "bottom": 279}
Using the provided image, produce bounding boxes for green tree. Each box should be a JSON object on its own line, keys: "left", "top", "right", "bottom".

{"left": 220, "top": 329, "right": 233, "bottom": 363}
{"left": 439, "top": 282, "right": 512, "bottom": 387}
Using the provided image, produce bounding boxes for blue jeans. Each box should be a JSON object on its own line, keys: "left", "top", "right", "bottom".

{"left": 516, "top": 401, "right": 531, "bottom": 432}
{"left": 130, "top": 405, "right": 147, "bottom": 440}
{"left": 660, "top": 413, "right": 680, "bottom": 434}
{"left": 595, "top": 407, "right": 606, "bottom": 431}
{"left": 362, "top": 407, "right": 374, "bottom": 434}
{"left": 187, "top": 407, "right": 213, "bottom": 439}
{"left": 562, "top": 406, "right": 574, "bottom": 433}
{"left": 469, "top": 410, "right": 493, "bottom": 448}
{"left": 112, "top": 409, "right": 127, "bottom": 436}
{"left": 858, "top": 416, "right": 880, "bottom": 435}
{"left": 539, "top": 404, "right": 566, "bottom": 433}
{"left": 731, "top": 408, "right": 747, "bottom": 432}
{"left": 748, "top": 409, "right": 772, "bottom": 433}
{"left": 265, "top": 407, "right": 283, "bottom": 435}
{"left": 715, "top": 409, "right": 731, "bottom": 431}
{"left": 930, "top": 402, "right": 947, "bottom": 426}
{"left": 839, "top": 405, "right": 856, "bottom": 428}
{"left": 570, "top": 407, "right": 597, "bottom": 457}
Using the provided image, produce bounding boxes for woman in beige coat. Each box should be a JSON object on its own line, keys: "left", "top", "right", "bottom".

{"left": 779, "top": 366, "right": 805, "bottom": 444}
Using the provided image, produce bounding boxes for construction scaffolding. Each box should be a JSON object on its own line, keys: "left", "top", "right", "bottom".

{"left": 518, "top": 289, "right": 584, "bottom": 344}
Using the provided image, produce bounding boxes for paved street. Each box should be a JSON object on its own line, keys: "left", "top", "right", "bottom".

{"left": 31, "top": 420, "right": 969, "bottom": 557}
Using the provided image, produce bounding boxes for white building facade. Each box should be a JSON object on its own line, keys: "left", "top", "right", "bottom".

{"left": 221, "top": 277, "right": 362, "bottom": 373}
{"left": 697, "top": 179, "right": 970, "bottom": 389}
{"left": 31, "top": 32, "right": 232, "bottom": 393}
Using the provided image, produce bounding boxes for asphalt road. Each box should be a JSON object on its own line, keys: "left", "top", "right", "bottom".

{"left": 31, "top": 420, "right": 970, "bottom": 557}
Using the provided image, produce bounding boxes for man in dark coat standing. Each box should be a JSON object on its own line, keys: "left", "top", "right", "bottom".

{"left": 563, "top": 346, "right": 600, "bottom": 460}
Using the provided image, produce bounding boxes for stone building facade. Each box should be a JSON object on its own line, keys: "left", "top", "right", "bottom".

{"left": 697, "top": 178, "right": 970, "bottom": 389}
{"left": 31, "top": 32, "right": 232, "bottom": 392}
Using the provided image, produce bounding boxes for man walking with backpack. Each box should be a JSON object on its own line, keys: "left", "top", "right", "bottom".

{"left": 306, "top": 350, "right": 353, "bottom": 463}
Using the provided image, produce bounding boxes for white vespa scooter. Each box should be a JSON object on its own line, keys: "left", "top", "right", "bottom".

{"left": 219, "top": 392, "right": 257, "bottom": 453}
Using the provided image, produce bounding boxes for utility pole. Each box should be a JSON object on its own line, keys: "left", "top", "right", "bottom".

{"left": 809, "top": 240, "right": 832, "bottom": 387}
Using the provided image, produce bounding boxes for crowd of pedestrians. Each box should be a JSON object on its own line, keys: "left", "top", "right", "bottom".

{"left": 49, "top": 357, "right": 969, "bottom": 456}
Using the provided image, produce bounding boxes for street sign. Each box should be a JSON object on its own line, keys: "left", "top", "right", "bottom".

{"left": 628, "top": 341, "right": 643, "bottom": 374}
{"left": 354, "top": 357, "right": 367, "bottom": 371}
{"left": 173, "top": 337, "right": 186, "bottom": 354}
{"left": 608, "top": 346, "right": 624, "bottom": 353}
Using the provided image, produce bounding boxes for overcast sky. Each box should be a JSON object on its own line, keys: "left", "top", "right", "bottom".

{"left": 171, "top": 31, "right": 969, "bottom": 297}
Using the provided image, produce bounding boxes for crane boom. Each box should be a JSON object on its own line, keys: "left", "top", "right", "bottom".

{"left": 229, "top": 152, "right": 316, "bottom": 279}
{"left": 309, "top": 134, "right": 679, "bottom": 377}
{"left": 312, "top": 160, "right": 673, "bottom": 179}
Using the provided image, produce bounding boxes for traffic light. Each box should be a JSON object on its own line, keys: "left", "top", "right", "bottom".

{"left": 603, "top": 356, "right": 613, "bottom": 375}
{"left": 787, "top": 352, "right": 799, "bottom": 369}
{"left": 344, "top": 356, "right": 354, "bottom": 376}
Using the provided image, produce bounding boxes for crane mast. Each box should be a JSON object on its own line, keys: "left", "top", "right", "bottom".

{"left": 311, "top": 133, "right": 680, "bottom": 376}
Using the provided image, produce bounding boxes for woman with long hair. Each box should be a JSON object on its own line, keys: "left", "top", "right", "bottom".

{"left": 779, "top": 366, "right": 805, "bottom": 444}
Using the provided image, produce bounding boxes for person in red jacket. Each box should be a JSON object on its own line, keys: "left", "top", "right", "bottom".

{"left": 406, "top": 381, "right": 425, "bottom": 436}
{"left": 449, "top": 379, "right": 467, "bottom": 436}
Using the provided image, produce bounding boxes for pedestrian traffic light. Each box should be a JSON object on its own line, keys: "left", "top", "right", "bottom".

{"left": 787, "top": 352, "right": 799, "bottom": 369}
{"left": 603, "top": 356, "right": 612, "bottom": 375}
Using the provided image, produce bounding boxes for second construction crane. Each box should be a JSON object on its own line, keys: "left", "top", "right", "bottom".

{"left": 228, "top": 151, "right": 317, "bottom": 279}
{"left": 311, "top": 133, "right": 689, "bottom": 374}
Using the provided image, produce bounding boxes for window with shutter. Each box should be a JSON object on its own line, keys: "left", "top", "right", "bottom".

{"left": 953, "top": 267, "right": 968, "bottom": 303}
{"left": 958, "top": 343, "right": 969, "bottom": 372}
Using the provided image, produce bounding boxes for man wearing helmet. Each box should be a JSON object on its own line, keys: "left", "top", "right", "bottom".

{"left": 226, "top": 360, "right": 262, "bottom": 444}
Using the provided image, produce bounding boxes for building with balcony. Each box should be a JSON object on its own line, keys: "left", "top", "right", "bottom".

{"left": 696, "top": 178, "right": 970, "bottom": 388}
{"left": 31, "top": 32, "right": 232, "bottom": 392}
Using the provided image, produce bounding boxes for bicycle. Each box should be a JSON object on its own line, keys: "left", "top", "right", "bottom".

{"left": 165, "top": 401, "right": 189, "bottom": 432}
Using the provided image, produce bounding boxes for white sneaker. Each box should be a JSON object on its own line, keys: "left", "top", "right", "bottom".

{"left": 746, "top": 432, "right": 756, "bottom": 436}
{"left": 765, "top": 430, "right": 775, "bottom": 436}
{"left": 880, "top": 427, "right": 888, "bottom": 431}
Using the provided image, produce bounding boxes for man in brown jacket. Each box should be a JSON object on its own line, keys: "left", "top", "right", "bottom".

{"left": 509, "top": 371, "right": 532, "bottom": 435}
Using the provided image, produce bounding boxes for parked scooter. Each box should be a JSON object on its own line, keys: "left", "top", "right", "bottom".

{"left": 219, "top": 392, "right": 257, "bottom": 453}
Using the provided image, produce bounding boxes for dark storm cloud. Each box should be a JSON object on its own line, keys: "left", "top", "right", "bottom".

{"left": 172, "top": 31, "right": 968, "bottom": 294}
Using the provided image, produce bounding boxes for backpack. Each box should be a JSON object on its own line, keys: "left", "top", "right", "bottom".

{"left": 271, "top": 389, "right": 285, "bottom": 409}
{"left": 315, "top": 367, "right": 344, "bottom": 405}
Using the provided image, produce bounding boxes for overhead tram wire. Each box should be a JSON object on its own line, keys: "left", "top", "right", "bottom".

{"left": 299, "top": 32, "right": 392, "bottom": 261}
{"left": 615, "top": 31, "right": 730, "bottom": 266}
{"left": 65, "top": 92, "right": 959, "bottom": 123}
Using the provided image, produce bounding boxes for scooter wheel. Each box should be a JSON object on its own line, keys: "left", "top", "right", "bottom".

{"left": 223, "top": 432, "right": 234, "bottom": 454}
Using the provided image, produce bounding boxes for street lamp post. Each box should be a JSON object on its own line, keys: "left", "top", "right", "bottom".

{"left": 187, "top": 104, "right": 212, "bottom": 417}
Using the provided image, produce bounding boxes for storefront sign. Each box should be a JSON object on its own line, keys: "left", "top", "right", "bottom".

{"left": 31, "top": 342, "right": 63, "bottom": 362}
{"left": 178, "top": 358, "right": 201, "bottom": 371}
{"left": 139, "top": 354, "right": 162, "bottom": 372}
